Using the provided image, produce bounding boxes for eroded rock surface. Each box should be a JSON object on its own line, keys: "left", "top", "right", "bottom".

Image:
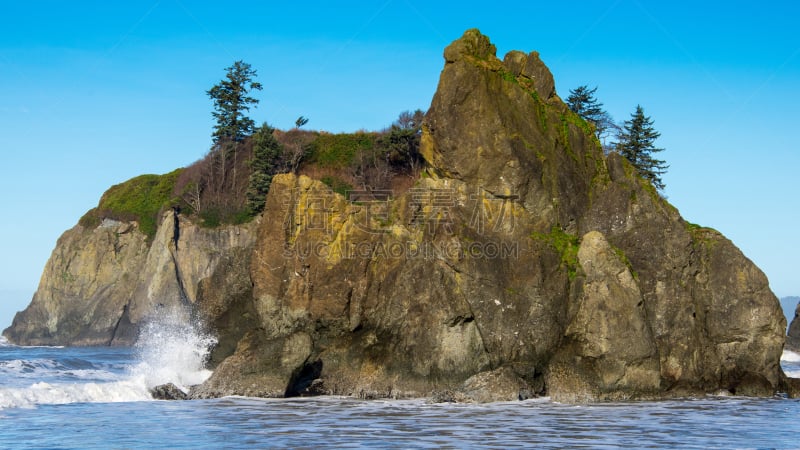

{"left": 4, "top": 212, "right": 258, "bottom": 351}
{"left": 5, "top": 29, "right": 787, "bottom": 402}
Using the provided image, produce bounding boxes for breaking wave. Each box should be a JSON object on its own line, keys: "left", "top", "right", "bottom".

{"left": 130, "top": 305, "right": 217, "bottom": 392}
{"left": 0, "top": 305, "right": 216, "bottom": 409}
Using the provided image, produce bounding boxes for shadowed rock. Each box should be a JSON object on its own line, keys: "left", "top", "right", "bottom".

{"left": 200, "top": 29, "right": 784, "bottom": 401}
{"left": 5, "top": 29, "right": 788, "bottom": 403}
{"left": 150, "top": 383, "right": 188, "bottom": 400}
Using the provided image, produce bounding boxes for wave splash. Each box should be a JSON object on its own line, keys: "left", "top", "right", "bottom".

{"left": 130, "top": 305, "right": 217, "bottom": 392}
{"left": 0, "top": 305, "right": 216, "bottom": 409}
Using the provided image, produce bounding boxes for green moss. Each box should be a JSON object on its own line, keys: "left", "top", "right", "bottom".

{"left": 529, "top": 91, "right": 548, "bottom": 132}
{"left": 563, "top": 110, "right": 594, "bottom": 137}
{"left": 560, "top": 110, "right": 605, "bottom": 164}
{"left": 558, "top": 115, "right": 579, "bottom": 163}
{"left": 559, "top": 116, "right": 570, "bottom": 145}
{"left": 499, "top": 69, "right": 518, "bottom": 84}
{"left": 686, "top": 221, "right": 719, "bottom": 236}
{"left": 230, "top": 209, "right": 252, "bottom": 225}
{"left": 375, "top": 214, "right": 392, "bottom": 228}
{"left": 463, "top": 29, "right": 495, "bottom": 60}
{"left": 640, "top": 177, "right": 661, "bottom": 202}
{"left": 532, "top": 226, "right": 580, "bottom": 280}
{"left": 321, "top": 176, "right": 353, "bottom": 197}
{"left": 192, "top": 206, "right": 252, "bottom": 228}
{"left": 563, "top": 108, "right": 603, "bottom": 152}
{"left": 586, "top": 155, "right": 611, "bottom": 205}
{"left": 307, "top": 132, "right": 379, "bottom": 168}
{"left": 611, "top": 244, "right": 638, "bottom": 280}
{"left": 79, "top": 169, "right": 182, "bottom": 239}
{"left": 60, "top": 270, "right": 76, "bottom": 284}
{"left": 78, "top": 208, "right": 102, "bottom": 229}
{"left": 685, "top": 221, "right": 703, "bottom": 231}
{"left": 510, "top": 133, "right": 543, "bottom": 160}
{"left": 689, "top": 225, "right": 721, "bottom": 252}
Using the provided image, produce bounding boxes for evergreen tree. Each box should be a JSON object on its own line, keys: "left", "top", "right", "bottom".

{"left": 246, "top": 123, "right": 283, "bottom": 214}
{"left": 206, "top": 61, "right": 263, "bottom": 199}
{"left": 615, "top": 105, "right": 668, "bottom": 191}
{"left": 295, "top": 116, "right": 309, "bottom": 128}
{"left": 566, "top": 85, "right": 611, "bottom": 137}
{"left": 567, "top": 86, "right": 603, "bottom": 122}
{"left": 207, "top": 61, "right": 263, "bottom": 143}
{"left": 380, "top": 109, "right": 425, "bottom": 174}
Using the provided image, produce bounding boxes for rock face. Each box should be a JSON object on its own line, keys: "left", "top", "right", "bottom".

{"left": 4, "top": 29, "right": 788, "bottom": 402}
{"left": 787, "top": 300, "right": 800, "bottom": 351}
{"left": 3, "top": 219, "right": 150, "bottom": 346}
{"left": 3, "top": 212, "right": 259, "bottom": 350}
{"left": 546, "top": 231, "right": 660, "bottom": 402}
{"left": 195, "top": 29, "right": 786, "bottom": 401}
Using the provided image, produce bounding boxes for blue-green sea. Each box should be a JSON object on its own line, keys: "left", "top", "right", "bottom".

{"left": 2, "top": 331, "right": 799, "bottom": 449}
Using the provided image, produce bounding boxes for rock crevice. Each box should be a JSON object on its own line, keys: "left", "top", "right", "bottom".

{"left": 4, "top": 29, "right": 788, "bottom": 402}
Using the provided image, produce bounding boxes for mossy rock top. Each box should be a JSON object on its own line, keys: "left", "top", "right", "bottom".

{"left": 444, "top": 28, "right": 497, "bottom": 63}
{"left": 80, "top": 169, "right": 182, "bottom": 239}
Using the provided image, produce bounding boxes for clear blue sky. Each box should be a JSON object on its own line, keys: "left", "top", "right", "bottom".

{"left": 1, "top": 1, "right": 798, "bottom": 328}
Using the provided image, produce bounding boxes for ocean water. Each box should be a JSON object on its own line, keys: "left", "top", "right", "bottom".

{"left": 2, "top": 320, "right": 800, "bottom": 449}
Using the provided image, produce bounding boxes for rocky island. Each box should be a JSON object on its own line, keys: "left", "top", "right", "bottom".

{"left": 4, "top": 30, "right": 792, "bottom": 402}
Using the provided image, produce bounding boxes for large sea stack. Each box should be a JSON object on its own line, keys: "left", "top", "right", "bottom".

{"left": 4, "top": 29, "right": 789, "bottom": 402}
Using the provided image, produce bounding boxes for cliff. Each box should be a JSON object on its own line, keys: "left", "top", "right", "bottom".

{"left": 4, "top": 29, "right": 789, "bottom": 402}
{"left": 4, "top": 210, "right": 259, "bottom": 352}
{"left": 196, "top": 30, "right": 787, "bottom": 401}
{"left": 4, "top": 219, "right": 150, "bottom": 346}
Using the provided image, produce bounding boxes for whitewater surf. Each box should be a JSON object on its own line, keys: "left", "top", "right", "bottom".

{"left": 0, "top": 306, "right": 215, "bottom": 410}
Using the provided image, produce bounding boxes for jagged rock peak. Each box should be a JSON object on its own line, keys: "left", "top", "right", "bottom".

{"left": 5, "top": 29, "right": 790, "bottom": 402}
{"left": 423, "top": 28, "right": 589, "bottom": 228}
{"left": 503, "top": 50, "right": 555, "bottom": 100}
{"left": 441, "top": 28, "right": 555, "bottom": 99}
{"left": 443, "top": 28, "right": 497, "bottom": 62}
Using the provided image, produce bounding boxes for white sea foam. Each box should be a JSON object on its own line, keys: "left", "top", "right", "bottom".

{"left": 0, "top": 380, "right": 152, "bottom": 409}
{"left": 130, "top": 305, "right": 217, "bottom": 393}
{"left": 0, "top": 304, "right": 217, "bottom": 410}
{"left": 781, "top": 350, "right": 800, "bottom": 363}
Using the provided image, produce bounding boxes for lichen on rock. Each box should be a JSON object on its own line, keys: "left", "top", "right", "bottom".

{"left": 4, "top": 29, "right": 789, "bottom": 402}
